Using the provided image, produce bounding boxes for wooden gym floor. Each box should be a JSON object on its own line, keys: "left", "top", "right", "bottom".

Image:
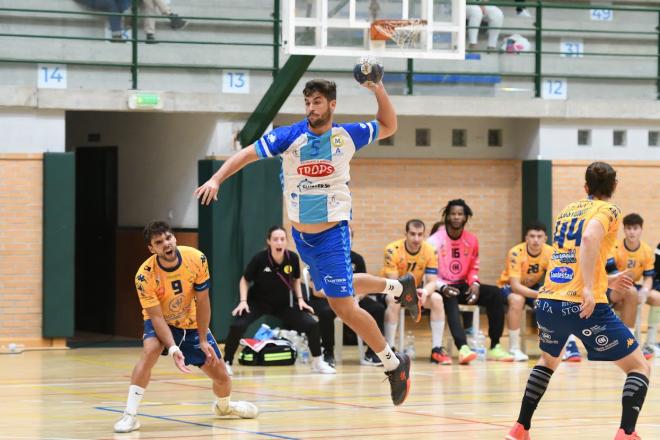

{"left": 1, "top": 336, "right": 659, "bottom": 440}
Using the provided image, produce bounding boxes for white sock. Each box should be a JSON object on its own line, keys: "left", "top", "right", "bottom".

{"left": 430, "top": 320, "right": 445, "bottom": 348}
{"left": 384, "top": 322, "right": 397, "bottom": 347}
{"left": 509, "top": 328, "right": 520, "bottom": 351}
{"left": 125, "top": 384, "right": 145, "bottom": 415}
{"left": 376, "top": 344, "right": 400, "bottom": 371}
{"left": 647, "top": 324, "right": 657, "bottom": 345}
{"left": 381, "top": 279, "right": 403, "bottom": 297}
{"left": 216, "top": 395, "right": 230, "bottom": 411}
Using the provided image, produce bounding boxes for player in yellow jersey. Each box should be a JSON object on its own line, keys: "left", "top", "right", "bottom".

{"left": 506, "top": 162, "right": 649, "bottom": 440}
{"left": 382, "top": 219, "right": 452, "bottom": 364}
{"left": 497, "top": 221, "right": 553, "bottom": 361}
{"left": 114, "top": 221, "right": 258, "bottom": 433}
{"left": 606, "top": 213, "right": 660, "bottom": 359}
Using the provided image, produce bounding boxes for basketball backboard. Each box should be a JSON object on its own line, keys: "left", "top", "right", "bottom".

{"left": 282, "top": 0, "right": 465, "bottom": 60}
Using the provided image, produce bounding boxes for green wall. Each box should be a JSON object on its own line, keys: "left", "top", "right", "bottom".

{"left": 42, "top": 152, "right": 75, "bottom": 338}
{"left": 198, "top": 158, "right": 283, "bottom": 339}
{"left": 522, "top": 160, "right": 553, "bottom": 242}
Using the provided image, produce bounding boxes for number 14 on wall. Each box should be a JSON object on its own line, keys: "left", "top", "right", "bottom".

{"left": 38, "top": 64, "right": 67, "bottom": 89}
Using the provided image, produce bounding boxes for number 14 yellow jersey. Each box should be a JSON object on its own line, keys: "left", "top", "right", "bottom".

{"left": 539, "top": 198, "right": 621, "bottom": 304}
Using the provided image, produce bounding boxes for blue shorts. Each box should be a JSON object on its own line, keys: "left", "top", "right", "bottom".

{"left": 143, "top": 319, "right": 222, "bottom": 367}
{"left": 501, "top": 284, "right": 536, "bottom": 308}
{"left": 535, "top": 299, "right": 638, "bottom": 361}
{"left": 292, "top": 221, "right": 353, "bottom": 298}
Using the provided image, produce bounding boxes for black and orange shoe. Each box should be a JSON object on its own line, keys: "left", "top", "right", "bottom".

{"left": 384, "top": 352, "right": 411, "bottom": 406}
{"left": 430, "top": 346, "right": 452, "bottom": 365}
{"left": 505, "top": 422, "right": 531, "bottom": 440}
{"left": 395, "top": 273, "right": 421, "bottom": 323}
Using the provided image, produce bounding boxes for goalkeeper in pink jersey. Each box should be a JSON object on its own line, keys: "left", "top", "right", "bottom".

{"left": 428, "top": 199, "right": 512, "bottom": 363}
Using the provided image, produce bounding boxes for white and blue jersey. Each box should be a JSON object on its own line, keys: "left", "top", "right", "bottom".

{"left": 255, "top": 119, "right": 379, "bottom": 224}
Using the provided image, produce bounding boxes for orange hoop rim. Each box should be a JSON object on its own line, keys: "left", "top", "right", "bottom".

{"left": 369, "top": 19, "right": 428, "bottom": 41}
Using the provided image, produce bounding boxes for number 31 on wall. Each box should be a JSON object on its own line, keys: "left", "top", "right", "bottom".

{"left": 38, "top": 64, "right": 67, "bottom": 89}
{"left": 541, "top": 78, "right": 567, "bottom": 100}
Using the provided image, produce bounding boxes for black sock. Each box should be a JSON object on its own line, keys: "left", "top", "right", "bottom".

{"left": 620, "top": 372, "right": 649, "bottom": 435}
{"left": 517, "top": 365, "right": 554, "bottom": 430}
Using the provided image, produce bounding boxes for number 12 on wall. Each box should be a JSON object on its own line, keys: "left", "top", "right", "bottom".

{"left": 541, "top": 78, "right": 567, "bottom": 100}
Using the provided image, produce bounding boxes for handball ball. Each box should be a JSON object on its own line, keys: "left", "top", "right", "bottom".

{"left": 353, "top": 56, "right": 384, "bottom": 85}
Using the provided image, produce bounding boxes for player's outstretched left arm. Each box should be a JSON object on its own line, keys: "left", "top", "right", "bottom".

{"left": 194, "top": 145, "right": 260, "bottom": 205}
{"left": 363, "top": 81, "right": 397, "bottom": 140}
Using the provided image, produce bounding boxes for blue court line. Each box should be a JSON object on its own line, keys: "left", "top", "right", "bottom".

{"left": 155, "top": 408, "right": 328, "bottom": 417}
{"left": 95, "top": 406, "right": 299, "bottom": 440}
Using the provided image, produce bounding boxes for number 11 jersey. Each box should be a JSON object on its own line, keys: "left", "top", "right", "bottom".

{"left": 539, "top": 198, "right": 621, "bottom": 304}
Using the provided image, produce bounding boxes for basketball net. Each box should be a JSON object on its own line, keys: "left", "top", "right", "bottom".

{"left": 370, "top": 19, "right": 427, "bottom": 50}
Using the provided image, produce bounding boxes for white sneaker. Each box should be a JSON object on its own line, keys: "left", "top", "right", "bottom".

{"left": 213, "top": 400, "right": 259, "bottom": 418}
{"left": 311, "top": 359, "right": 336, "bottom": 374}
{"left": 224, "top": 362, "right": 233, "bottom": 376}
{"left": 113, "top": 413, "right": 140, "bottom": 433}
{"left": 517, "top": 9, "right": 531, "bottom": 17}
{"left": 509, "top": 348, "right": 529, "bottom": 362}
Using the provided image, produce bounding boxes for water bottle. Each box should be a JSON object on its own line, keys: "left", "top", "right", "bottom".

{"left": 474, "top": 331, "right": 487, "bottom": 362}
{"left": 254, "top": 323, "right": 274, "bottom": 340}
{"left": 300, "top": 335, "right": 310, "bottom": 364}
{"left": 6, "top": 342, "right": 24, "bottom": 353}
{"left": 404, "top": 331, "right": 416, "bottom": 359}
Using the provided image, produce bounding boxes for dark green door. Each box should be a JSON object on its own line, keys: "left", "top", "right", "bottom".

{"left": 75, "top": 147, "right": 118, "bottom": 335}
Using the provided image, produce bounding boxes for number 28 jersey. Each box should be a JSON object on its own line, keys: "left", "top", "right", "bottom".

{"left": 135, "top": 246, "right": 211, "bottom": 329}
{"left": 538, "top": 198, "right": 621, "bottom": 304}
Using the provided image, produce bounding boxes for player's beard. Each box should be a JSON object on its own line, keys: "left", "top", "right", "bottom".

{"left": 307, "top": 108, "right": 331, "bottom": 128}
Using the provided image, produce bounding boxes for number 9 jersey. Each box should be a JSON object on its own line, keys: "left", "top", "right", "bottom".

{"left": 135, "top": 246, "right": 211, "bottom": 329}
{"left": 539, "top": 198, "right": 621, "bottom": 304}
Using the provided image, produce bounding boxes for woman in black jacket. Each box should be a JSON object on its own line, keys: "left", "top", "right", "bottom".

{"left": 223, "top": 226, "right": 335, "bottom": 375}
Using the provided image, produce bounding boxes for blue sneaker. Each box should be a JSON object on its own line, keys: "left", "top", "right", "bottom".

{"left": 562, "top": 340, "right": 582, "bottom": 362}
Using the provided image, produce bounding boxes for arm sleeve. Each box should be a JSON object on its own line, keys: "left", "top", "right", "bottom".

{"left": 342, "top": 120, "right": 380, "bottom": 151}
{"left": 655, "top": 244, "right": 660, "bottom": 282}
{"left": 593, "top": 203, "right": 621, "bottom": 234}
{"left": 243, "top": 254, "right": 262, "bottom": 282}
{"left": 352, "top": 252, "right": 367, "bottom": 274}
{"left": 383, "top": 244, "right": 399, "bottom": 278}
{"left": 424, "top": 246, "right": 438, "bottom": 275}
{"left": 605, "top": 256, "right": 619, "bottom": 274}
{"left": 135, "top": 269, "right": 160, "bottom": 309}
{"left": 194, "top": 252, "right": 211, "bottom": 291}
{"left": 254, "top": 125, "right": 293, "bottom": 159}
{"left": 643, "top": 251, "right": 656, "bottom": 278}
{"left": 508, "top": 248, "right": 522, "bottom": 279}
{"left": 291, "top": 252, "right": 301, "bottom": 279}
{"left": 466, "top": 239, "right": 480, "bottom": 284}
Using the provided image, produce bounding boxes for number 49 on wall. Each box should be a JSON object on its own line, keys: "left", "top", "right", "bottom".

{"left": 38, "top": 64, "right": 67, "bottom": 89}
{"left": 541, "top": 78, "right": 567, "bottom": 100}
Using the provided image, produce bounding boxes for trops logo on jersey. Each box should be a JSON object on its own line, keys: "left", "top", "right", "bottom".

{"left": 297, "top": 161, "right": 335, "bottom": 177}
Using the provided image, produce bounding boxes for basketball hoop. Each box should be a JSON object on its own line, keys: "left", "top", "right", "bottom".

{"left": 370, "top": 19, "right": 428, "bottom": 50}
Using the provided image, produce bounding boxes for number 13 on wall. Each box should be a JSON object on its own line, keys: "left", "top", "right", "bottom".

{"left": 541, "top": 78, "right": 567, "bottom": 100}
{"left": 222, "top": 70, "right": 250, "bottom": 94}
